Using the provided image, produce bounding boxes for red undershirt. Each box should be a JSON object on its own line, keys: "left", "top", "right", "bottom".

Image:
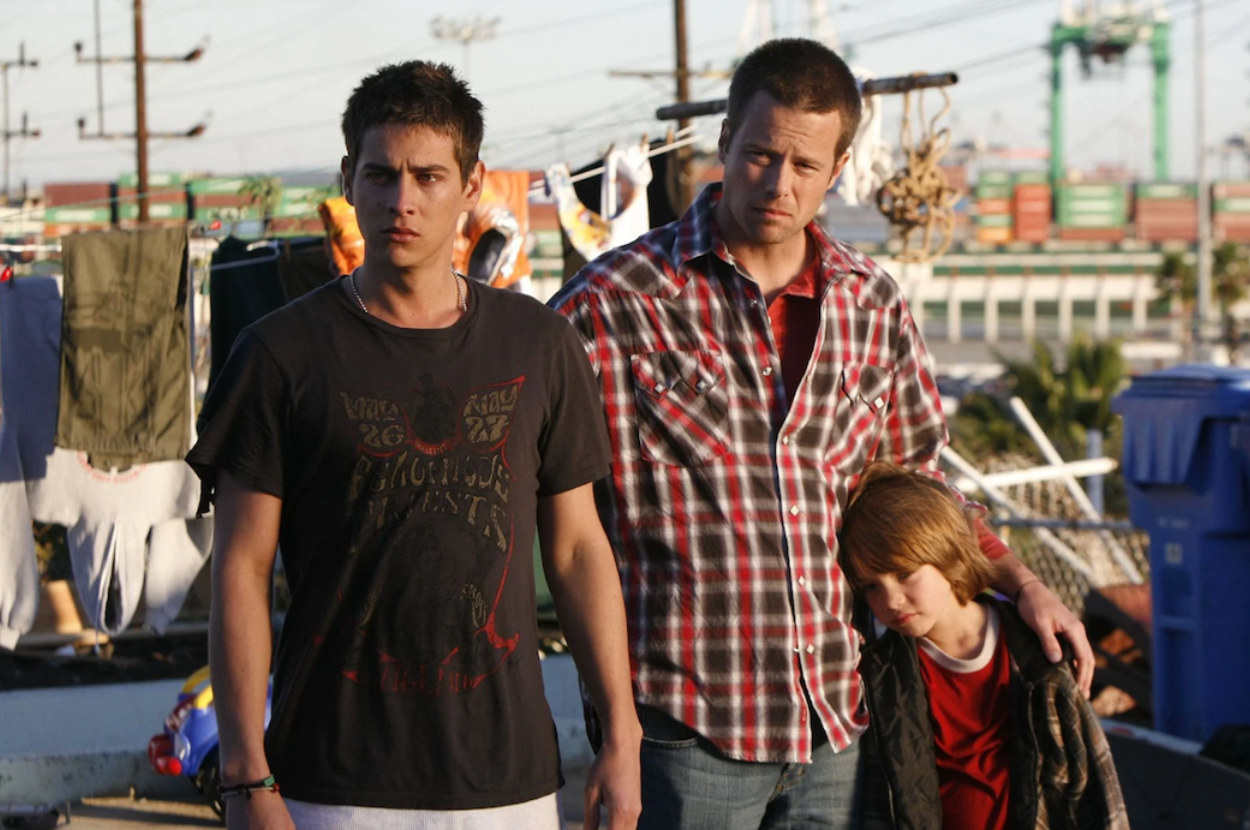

{"left": 918, "top": 614, "right": 1013, "bottom": 830}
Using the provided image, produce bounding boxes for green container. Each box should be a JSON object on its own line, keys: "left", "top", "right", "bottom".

{"left": 978, "top": 170, "right": 1013, "bottom": 185}
{"left": 974, "top": 213, "right": 1013, "bottom": 228}
{"left": 1136, "top": 182, "right": 1198, "bottom": 200}
{"left": 1013, "top": 170, "right": 1050, "bottom": 185}
{"left": 279, "top": 185, "right": 335, "bottom": 203}
{"left": 273, "top": 200, "right": 321, "bottom": 218}
{"left": 45, "top": 206, "right": 112, "bottom": 224}
{"left": 192, "top": 204, "right": 264, "bottom": 221}
{"left": 118, "top": 171, "right": 184, "bottom": 189}
{"left": 1214, "top": 198, "right": 1250, "bottom": 214}
{"left": 1058, "top": 183, "right": 1127, "bottom": 202}
{"left": 975, "top": 183, "right": 1013, "bottom": 200}
{"left": 1057, "top": 212, "right": 1124, "bottom": 229}
{"left": 188, "top": 177, "right": 249, "bottom": 196}
{"left": 1062, "top": 197, "right": 1124, "bottom": 214}
{"left": 118, "top": 202, "right": 188, "bottom": 220}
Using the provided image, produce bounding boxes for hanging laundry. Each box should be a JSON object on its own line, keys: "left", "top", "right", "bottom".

{"left": 143, "top": 516, "right": 212, "bottom": 633}
{"left": 319, "top": 196, "right": 365, "bottom": 276}
{"left": 208, "top": 238, "right": 289, "bottom": 392}
{"left": 274, "top": 237, "right": 336, "bottom": 301}
{"left": 837, "top": 69, "right": 895, "bottom": 207}
{"left": 208, "top": 236, "right": 333, "bottom": 392}
{"left": 57, "top": 227, "right": 192, "bottom": 469}
{"left": 3, "top": 274, "right": 207, "bottom": 636}
{"left": 0, "top": 286, "right": 38, "bottom": 648}
{"left": 551, "top": 143, "right": 655, "bottom": 278}
{"left": 452, "top": 170, "right": 534, "bottom": 289}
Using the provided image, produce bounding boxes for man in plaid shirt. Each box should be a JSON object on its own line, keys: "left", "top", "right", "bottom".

{"left": 550, "top": 38, "right": 1094, "bottom": 830}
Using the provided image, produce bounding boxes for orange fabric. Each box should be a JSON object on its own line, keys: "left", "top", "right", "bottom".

{"left": 318, "top": 196, "right": 364, "bottom": 276}
{"left": 453, "top": 170, "right": 532, "bottom": 287}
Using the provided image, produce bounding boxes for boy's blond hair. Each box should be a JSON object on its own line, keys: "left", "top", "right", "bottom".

{"left": 839, "top": 462, "right": 995, "bottom": 604}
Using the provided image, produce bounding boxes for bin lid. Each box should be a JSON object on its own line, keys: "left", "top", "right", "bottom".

{"left": 1112, "top": 364, "right": 1250, "bottom": 420}
{"left": 1113, "top": 365, "right": 1250, "bottom": 487}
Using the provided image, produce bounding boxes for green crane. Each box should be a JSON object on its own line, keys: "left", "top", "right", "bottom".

{"left": 1049, "top": 1, "right": 1171, "bottom": 185}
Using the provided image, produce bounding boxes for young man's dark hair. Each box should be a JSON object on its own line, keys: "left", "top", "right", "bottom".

{"left": 340, "top": 60, "right": 484, "bottom": 183}
{"left": 725, "top": 38, "right": 863, "bottom": 158}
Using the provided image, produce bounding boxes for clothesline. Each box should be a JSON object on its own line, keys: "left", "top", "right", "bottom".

{"left": 528, "top": 126, "right": 702, "bottom": 194}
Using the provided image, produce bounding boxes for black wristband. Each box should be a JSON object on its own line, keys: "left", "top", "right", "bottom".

{"left": 218, "top": 774, "right": 279, "bottom": 800}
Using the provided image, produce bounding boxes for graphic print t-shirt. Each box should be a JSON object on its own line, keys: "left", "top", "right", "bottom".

{"left": 187, "top": 279, "right": 610, "bottom": 810}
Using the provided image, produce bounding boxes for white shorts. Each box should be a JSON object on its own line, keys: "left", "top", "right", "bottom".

{"left": 282, "top": 792, "right": 560, "bottom": 830}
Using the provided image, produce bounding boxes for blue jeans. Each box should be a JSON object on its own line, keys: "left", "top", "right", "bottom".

{"left": 636, "top": 706, "right": 862, "bottom": 830}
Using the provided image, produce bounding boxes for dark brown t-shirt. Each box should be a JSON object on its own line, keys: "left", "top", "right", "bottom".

{"left": 188, "top": 278, "right": 610, "bottom": 810}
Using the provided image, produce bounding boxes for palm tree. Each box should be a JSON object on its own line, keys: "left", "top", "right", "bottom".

{"left": 1155, "top": 243, "right": 1250, "bottom": 356}
{"left": 952, "top": 338, "right": 1126, "bottom": 459}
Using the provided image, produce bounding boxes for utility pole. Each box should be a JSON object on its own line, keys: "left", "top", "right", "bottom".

{"left": 674, "top": 0, "right": 695, "bottom": 209}
{"left": 1195, "top": 0, "right": 1214, "bottom": 360}
{"left": 2, "top": 43, "right": 40, "bottom": 205}
{"left": 608, "top": 2, "right": 703, "bottom": 209}
{"left": 76, "top": 0, "right": 206, "bottom": 223}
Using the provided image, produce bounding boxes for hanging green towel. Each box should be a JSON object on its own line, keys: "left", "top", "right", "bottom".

{"left": 57, "top": 227, "right": 191, "bottom": 469}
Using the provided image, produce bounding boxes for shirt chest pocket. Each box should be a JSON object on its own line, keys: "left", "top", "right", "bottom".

{"left": 825, "top": 362, "right": 893, "bottom": 469}
{"left": 630, "top": 350, "right": 730, "bottom": 467}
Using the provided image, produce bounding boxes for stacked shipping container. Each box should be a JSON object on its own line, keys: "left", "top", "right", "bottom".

{"left": 42, "top": 182, "right": 112, "bottom": 238}
{"left": 1056, "top": 182, "right": 1127, "bottom": 242}
{"left": 1134, "top": 182, "right": 1198, "bottom": 243}
{"left": 116, "top": 172, "right": 189, "bottom": 229}
{"left": 1012, "top": 170, "right": 1051, "bottom": 243}
{"left": 1213, "top": 182, "right": 1250, "bottom": 243}
{"left": 974, "top": 170, "right": 1013, "bottom": 244}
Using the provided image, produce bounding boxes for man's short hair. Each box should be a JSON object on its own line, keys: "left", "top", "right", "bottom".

{"left": 839, "top": 462, "right": 994, "bottom": 605}
{"left": 341, "top": 60, "right": 484, "bottom": 183}
{"left": 726, "top": 38, "right": 862, "bottom": 159}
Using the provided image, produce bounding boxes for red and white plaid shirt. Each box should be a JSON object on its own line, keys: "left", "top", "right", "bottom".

{"left": 550, "top": 184, "right": 950, "bottom": 763}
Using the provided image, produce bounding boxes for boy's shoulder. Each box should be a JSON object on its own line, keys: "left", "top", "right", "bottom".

{"left": 981, "top": 595, "right": 1077, "bottom": 682}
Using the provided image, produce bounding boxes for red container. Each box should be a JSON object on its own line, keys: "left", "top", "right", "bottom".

{"left": 1212, "top": 182, "right": 1250, "bottom": 199}
{"left": 939, "top": 164, "right": 968, "bottom": 195}
{"left": 1137, "top": 223, "right": 1198, "bottom": 243}
{"left": 1014, "top": 183, "right": 1052, "bottom": 199}
{"left": 43, "top": 182, "right": 112, "bottom": 208}
{"left": 117, "top": 185, "right": 185, "bottom": 205}
{"left": 1057, "top": 226, "right": 1125, "bottom": 242}
{"left": 1014, "top": 225, "right": 1050, "bottom": 243}
{"left": 190, "top": 193, "right": 257, "bottom": 209}
{"left": 1015, "top": 197, "right": 1051, "bottom": 214}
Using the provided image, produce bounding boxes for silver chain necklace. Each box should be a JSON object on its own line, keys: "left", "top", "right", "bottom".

{"left": 349, "top": 268, "right": 467, "bottom": 316}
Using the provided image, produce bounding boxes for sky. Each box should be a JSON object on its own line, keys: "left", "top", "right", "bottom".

{"left": 2, "top": 0, "right": 1248, "bottom": 192}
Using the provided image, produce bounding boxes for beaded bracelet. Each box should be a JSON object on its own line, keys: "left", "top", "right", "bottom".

{"left": 219, "top": 774, "right": 280, "bottom": 800}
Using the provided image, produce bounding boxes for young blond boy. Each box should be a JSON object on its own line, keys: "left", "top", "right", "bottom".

{"left": 839, "top": 462, "right": 1129, "bottom": 830}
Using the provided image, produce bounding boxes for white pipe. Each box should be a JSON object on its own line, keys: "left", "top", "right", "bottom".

{"left": 1008, "top": 397, "right": 1143, "bottom": 584}
{"left": 941, "top": 447, "right": 1096, "bottom": 581}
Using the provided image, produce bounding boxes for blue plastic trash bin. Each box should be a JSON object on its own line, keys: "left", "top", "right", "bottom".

{"left": 1112, "top": 364, "right": 1250, "bottom": 742}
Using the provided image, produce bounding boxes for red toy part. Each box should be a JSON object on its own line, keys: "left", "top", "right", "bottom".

{"left": 147, "top": 733, "right": 183, "bottom": 776}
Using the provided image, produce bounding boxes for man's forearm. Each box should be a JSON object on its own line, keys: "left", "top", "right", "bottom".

{"left": 545, "top": 542, "right": 640, "bottom": 744}
{"left": 986, "top": 550, "right": 1041, "bottom": 601}
{"left": 210, "top": 558, "right": 276, "bottom": 783}
{"left": 208, "top": 476, "right": 283, "bottom": 786}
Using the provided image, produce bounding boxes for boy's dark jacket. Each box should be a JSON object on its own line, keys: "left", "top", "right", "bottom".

{"left": 857, "top": 595, "right": 1130, "bottom": 830}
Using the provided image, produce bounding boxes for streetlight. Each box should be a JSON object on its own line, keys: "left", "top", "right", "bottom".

{"left": 430, "top": 15, "right": 500, "bottom": 84}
